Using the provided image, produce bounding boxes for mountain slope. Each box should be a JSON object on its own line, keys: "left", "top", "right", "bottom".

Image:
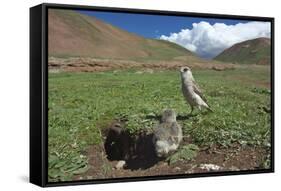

{"left": 48, "top": 9, "right": 196, "bottom": 61}
{"left": 214, "top": 38, "right": 271, "bottom": 65}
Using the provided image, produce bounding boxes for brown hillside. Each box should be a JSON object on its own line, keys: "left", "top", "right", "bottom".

{"left": 48, "top": 9, "right": 237, "bottom": 72}
{"left": 214, "top": 38, "right": 271, "bottom": 65}
{"left": 48, "top": 9, "right": 195, "bottom": 60}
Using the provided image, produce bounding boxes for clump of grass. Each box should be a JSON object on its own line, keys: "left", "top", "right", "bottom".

{"left": 48, "top": 151, "right": 89, "bottom": 182}
{"left": 261, "top": 153, "right": 271, "bottom": 169}
{"left": 166, "top": 144, "right": 199, "bottom": 165}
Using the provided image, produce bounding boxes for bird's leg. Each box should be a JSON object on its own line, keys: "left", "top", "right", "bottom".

{"left": 189, "top": 106, "right": 194, "bottom": 115}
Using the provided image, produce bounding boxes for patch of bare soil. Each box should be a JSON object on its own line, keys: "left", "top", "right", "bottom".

{"left": 48, "top": 57, "right": 237, "bottom": 73}
{"left": 73, "top": 121, "right": 269, "bottom": 181}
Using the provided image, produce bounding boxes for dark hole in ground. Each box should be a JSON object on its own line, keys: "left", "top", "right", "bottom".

{"left": 104, "top": 122, "right": 160, "bottom": 170}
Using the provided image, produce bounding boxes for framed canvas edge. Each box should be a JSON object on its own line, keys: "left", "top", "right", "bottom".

{"left": 30, "top": 4, "right": 45, "bottom": 187}
{"left": 29, "top": 3, "right": 275, "bottom": 187}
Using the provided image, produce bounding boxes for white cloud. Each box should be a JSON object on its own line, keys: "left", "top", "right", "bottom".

{"left": 160, "top": 21, "right": 270, "bottom": 59}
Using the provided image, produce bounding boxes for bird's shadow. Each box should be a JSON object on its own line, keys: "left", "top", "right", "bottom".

{"left": 177, "top": 114, "right": 193, "bottom": 120}
{"left": 145, "top": 113, "right": 198, "bottom": 121}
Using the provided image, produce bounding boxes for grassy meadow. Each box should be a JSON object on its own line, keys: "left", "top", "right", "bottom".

{"left": 48, "top": 66, "right": 271, "bottom": 182}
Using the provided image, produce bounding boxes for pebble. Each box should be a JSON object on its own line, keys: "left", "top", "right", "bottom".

{"left": 229, "top": 166, "right": 240, "bottom": 171}
{"left": 115, "top": 160, "right": 126, "bottom": 170}
{"left": 174, "top": 167, "right": 181, "bottom": 171}
{"left": 199, "top": 164, "right": 222, "bottom": 171}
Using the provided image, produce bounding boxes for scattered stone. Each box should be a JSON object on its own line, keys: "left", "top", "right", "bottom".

{"left": 157, "top": 161, "right": 168, "bottom": 167}
{"left": 49, "top": 69, "right": 61, "bottom": 73}
{"left": 199, "top": 164, "right": 222, "bottom": 171}
{"left": 144, "top": 69, "right": 154, "bottom": 74}
{"left": 86, "top": 176, "right": 93, "bottom": 180}
{"left": 229, "top": 166, "right": 240, "bottom": 171}
{"left": 115, "top": 160, "right": 126, "bottom": 170}
{"left": 174, "top": 167, "right": 181, "bottom": 171}
{"left": 211, "top": 66, "right": 235, "bottom": 71}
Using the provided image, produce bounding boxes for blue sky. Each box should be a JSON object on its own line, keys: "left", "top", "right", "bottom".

{"left": 78, "top": 10, "right": 270, "bottom": 58}
{"left": 79, "top": 10, "right": 249, "bottom": 39}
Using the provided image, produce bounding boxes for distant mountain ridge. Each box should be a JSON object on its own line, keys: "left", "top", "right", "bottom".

{"left": 214, "top": 37, "right": 271, "bottom": 65}
{"left": 48, "top": 9, "right": 199, "bottom": 61}
{"left": 48, "top": 9, "right": 240, "bottom": 72}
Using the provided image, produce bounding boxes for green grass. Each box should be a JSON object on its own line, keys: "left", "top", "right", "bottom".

{"left": 48, "top": 66, "right": 271, "bottom": 181}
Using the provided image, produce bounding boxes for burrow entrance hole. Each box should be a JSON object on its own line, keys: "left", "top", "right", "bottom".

{"left": 103, "top": 121, "right": 160, "bottom": 170}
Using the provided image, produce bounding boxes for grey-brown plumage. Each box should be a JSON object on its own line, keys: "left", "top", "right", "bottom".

{"left": 180, "top": 66, "right": 212, "bottom": 113}
{"left": 153, "top": 109, "right": 182, "bottom": 158}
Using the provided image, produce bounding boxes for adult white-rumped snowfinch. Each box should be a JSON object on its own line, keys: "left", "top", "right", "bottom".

{"left": 180, "top": 66, "right": 212, "bottom": 114}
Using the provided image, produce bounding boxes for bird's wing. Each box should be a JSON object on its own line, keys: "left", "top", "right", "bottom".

{"left": 192, "top": 80, "right": 208, "bottom": 103}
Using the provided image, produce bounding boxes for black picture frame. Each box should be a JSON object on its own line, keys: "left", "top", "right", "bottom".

{"left": 30, "top": 3, "right": 274, "bottom": 187}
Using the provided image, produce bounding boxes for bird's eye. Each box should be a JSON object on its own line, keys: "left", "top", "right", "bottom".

{"left": 183, "top": 68, "right": 188, "bottom": 72}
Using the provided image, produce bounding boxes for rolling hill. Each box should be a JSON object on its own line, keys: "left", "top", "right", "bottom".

{"left": 48, "top": 9, "right": 197, "bottom": 61}
{"left": 214, "top": 37, "right": 271, "bottom": 65}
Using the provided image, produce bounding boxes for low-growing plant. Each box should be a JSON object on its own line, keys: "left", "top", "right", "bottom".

{"left": 166, "top": 144, "right": 199, "bottom": 164}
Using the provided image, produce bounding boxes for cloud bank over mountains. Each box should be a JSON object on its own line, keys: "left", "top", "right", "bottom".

{"left": 160, "top": 21, "right": 270, "bottom": 59}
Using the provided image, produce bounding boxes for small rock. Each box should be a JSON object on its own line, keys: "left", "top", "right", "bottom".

{"left": 185, "top": 170, "right": 194, "bottom": 174}
{"left": 174, "top": 167, "right": 181, "bottom": 171}
{"left": 144, "top": 69, "right": 154, "bottom": 74}
{"left": 229, "top": 166, "right": 240, "bottom": 171}
{"left": 115, "top": 160, "right": 126, "bottom": 170}
{"left": 199, "top": 164, "right": 222, "bottom": 171}
{"left": 158, "top": 161, "right": 168, "bottom": 167}
{"left": 135, "top": 71, "right": 143, "bottom": 74}
{"left": 86, "top": 176, "right": 93, "bottom": 180}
